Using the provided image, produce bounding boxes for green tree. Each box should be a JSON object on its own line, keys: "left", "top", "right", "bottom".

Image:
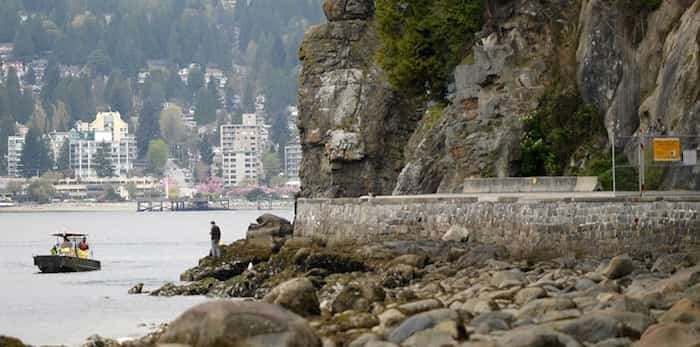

{"left": 375, "top": 0, "right": 484, "bottom": 98}
{"left": 270, "top": 111, "right": 291, "bottom": 147}
{"left": 194, "top": 87, "right": 217, "bottom": 125}
{"left": 26, "top": 178, "right": 55, "bottom": 203}
{"left": 262, "top": 149, "right": 282, "bottom": 185}
{"left": 87, "top": 48, "right": 112, "bottom": 76}
{"left": 198, "top": 139, "right": 214, "bottom": 165}
{"left": 23, "top": 67, "right": 37, "bottom": 85}
{"left": 159, "top": 104, "right": 186, "bottom": 145}
{"left": 146, "top": 139, "right": 168, "bottom": 176}
{"left": 56, "top": 138, "right": 70, "bottom": 171}
{"left": 20, "top": 128, "right": 53, "bottom": 178}
{"left": 105, "top": 70, "right": 132, "bottom": 115}
{"left": 13, "top": 23, "right": 36, "bottom": 58}
{"left": 137, "top": 80, "right": 165, "bottom": 157}
{"left": 50, "top": 101, "right": 70, "bottom": 131}
{"left": 187, "top": 65, "right": 205, "bottom": 97}
{"left": 94, "top": 142, "right": 115, "bottom": 177}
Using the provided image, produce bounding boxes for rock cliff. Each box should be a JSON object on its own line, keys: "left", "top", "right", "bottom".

{"left": 298, "top": 0, "right": 700, "bottom": 197}
{"left": 297, "top": 0, "right": 420, "bottom": 198}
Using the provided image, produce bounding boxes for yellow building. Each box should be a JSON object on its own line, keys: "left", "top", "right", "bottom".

{"left": 76, "top": 112, "right": 129, "bottom": 142}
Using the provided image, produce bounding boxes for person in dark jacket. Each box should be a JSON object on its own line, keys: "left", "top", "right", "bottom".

{"left": 210, "top": 221, "right": 221, "bottom": 258}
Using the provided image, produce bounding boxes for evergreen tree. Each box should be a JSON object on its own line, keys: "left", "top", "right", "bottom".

{"left": 194, "top": 87, "right": 217, "bottom": 125}
{"left": 0, "top": 0, "right": 19, "bottom": 42}
{"left": 198, "top": 139, "right": 214, "bottom": 165}
{"left": 105, "top": 71, "right": 132, "bottom": 115}
{"left": 56, "top": 138, "right": 70, "bottom": 171}
{"left": 13, "top": 23, "right": 36, "bottom": 58}
{"left": 187, "top": 66, "right": 205, "bottom": 97}
{"left": 23, "top": 67, "right": 37, "bottom": 85}
{"left": 136, "top": 82, "right": 165, "bottom": 158}
{"left": 93, "top": 141, "right": 114, "bottom": 177}
{"left": 270, "top": 112, "right": 291, "bottom": 147}
{"left": 50, "top": 101, "right": 70, "bottom": 131}
{"left": 20, "top": 127, "right": 52, "bottom": 178}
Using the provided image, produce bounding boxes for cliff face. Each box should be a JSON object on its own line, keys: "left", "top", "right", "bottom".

{"left": 298, "top": 0, "right": 700, "bottom": 197}
{"left": 297, "top": 0, "right": 419, "bottom": 198}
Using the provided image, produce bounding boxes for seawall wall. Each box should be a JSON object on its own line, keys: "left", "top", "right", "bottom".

{"left": 294, "top": 195, "right": 700, "bottom": 255}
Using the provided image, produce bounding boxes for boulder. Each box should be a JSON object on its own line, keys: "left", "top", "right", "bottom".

{"left": 386, "top": 254, "right": 429, "bottom": 269}
{"left": 263, "top": 277, "right": 320, "bottom": 317}
{"left": 557, "top": 313, "right": 623, "bottom": 343}
{"left": 634, "top": 322, "right": 700, "bottom": 347}
{"left": 514, "top": 287, "right": 547, "bottom": 306}
{"left": 382, "top": 264, "right": 420, "bottom": 288}
{"left": 82, "top": 335, "right": 121, "bottom": 347}
{"left": 491, "top": 269, "right": 526, "bottom": 288}
{"left": 158, "top": 300, "right": 322, "bottom": 347}
{"left": 516, "top": 297, "right": 577, "bottom": 321}
{"left": 590, "top": 338, "right": 631, "bottom": 347}
{"left": 128, "top": 283, "right": 144, "bottom": 294}
{"left": 331, "top": 280, "right": 385, "bottom": 314}
{"left": 442, "top": 225, "right": 470, "bottom": 242}
{"left": 397, "top": 299, "right": 443, "bottom": 315}
{"left": 387, "top": 308, "right": 459, "bottom": 345}
{"left": 601, "top": 255, "right": 634, "bottom": 279}
{"left": 323, "top": 0, "right": 374, "bottom": 22}
{"left": 658, "top": 298, "right": 700, "bottom": 324}
{"left": 496, "top": 327, "right": 582, "bottom": 347}
{"left": 246, "top": 214, "right": 293, "bottom": 239}
{"left": 0, "top": 336, "right": 27, "bottom": 347}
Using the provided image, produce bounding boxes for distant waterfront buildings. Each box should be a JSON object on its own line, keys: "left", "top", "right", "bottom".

{"left": 68, "top": 112, "right": 136, "bottom": 178}
{"left": 284, "top": 141, "right": 302, "bottom": 181}
{"left": 220, "top": 115, "right": 264, "bottom": 187}
{"left": 6, "top": 123, "right": 28, "bottom": 177}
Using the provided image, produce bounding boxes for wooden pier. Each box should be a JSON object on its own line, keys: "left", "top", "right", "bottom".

{"left": 136, "top": 199, "right": 230, "bottom": 212}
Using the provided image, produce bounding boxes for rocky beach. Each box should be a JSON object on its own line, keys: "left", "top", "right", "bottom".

{"left": 6, "top": 214, "right": 698, "bottom": 347}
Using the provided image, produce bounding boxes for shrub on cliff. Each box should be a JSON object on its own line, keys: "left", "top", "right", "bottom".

{"left": 375, "top": 0, "right": 484, "bottom": 99}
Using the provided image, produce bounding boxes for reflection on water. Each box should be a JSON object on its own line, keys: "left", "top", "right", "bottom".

{"left": 0, "top": 209, "right": 292, "bottom": 346}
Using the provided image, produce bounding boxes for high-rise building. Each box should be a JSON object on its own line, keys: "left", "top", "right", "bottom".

{"left": 69, "top": 112, "right": 136, "bottom": 178}
{"left": 284, "top": 142, "right": 302, "bottom": 181}
{"left": 220, "top": 115, "right": 264, "bottom": 187}
{"left": 5, "top": 123, "right": 28, "bottom": 177}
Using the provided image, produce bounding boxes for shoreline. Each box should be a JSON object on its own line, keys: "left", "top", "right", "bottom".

{"left": 0, "top": 201, "right": 136, "bottom": 213}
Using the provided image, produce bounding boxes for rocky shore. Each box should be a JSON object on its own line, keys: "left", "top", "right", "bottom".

{"left": 7, "top": 214, "right": 700, "bottom": 347}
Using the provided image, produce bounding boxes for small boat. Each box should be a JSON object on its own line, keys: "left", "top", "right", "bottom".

{"left": 33, "top": 233, "right": 101, "bottom": 273}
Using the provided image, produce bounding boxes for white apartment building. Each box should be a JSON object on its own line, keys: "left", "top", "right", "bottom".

{"left": 220, "top": 116, "right": 264, "bottom": 187}
{"left": 284, "top": 142, "right": 302, "bottom": 180}
{"left": 48, "top": 131, "right": 70, "bottom": 162}
{"left": 5, "top": 123, "right": 28, "bottom": 177}
{"left": 69, "top": 112, "right": 136, "bottom": 178}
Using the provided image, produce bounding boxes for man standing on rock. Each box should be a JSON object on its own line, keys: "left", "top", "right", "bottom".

{"left": 210, "top": 221, "right": 221, "bottom": 258}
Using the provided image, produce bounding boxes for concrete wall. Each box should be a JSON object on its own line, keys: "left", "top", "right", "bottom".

{"left": 295, "top": 195, "right": 700, "bottom": 255}
{"left": 462, "top": 177, "right": 600, "bottom": 193}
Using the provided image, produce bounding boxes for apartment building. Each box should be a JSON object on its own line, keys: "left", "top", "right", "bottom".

{"left": 220, "top": 115, "right": 263, "bottom": 187}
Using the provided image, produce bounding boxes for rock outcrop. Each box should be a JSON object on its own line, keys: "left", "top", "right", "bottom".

{"left": 297, "top": 0, "right": 700, "bottom": 196}
{"left": 298, "top": 0, "right": 419, "bottom": 198}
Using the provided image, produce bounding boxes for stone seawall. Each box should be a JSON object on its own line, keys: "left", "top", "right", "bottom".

{"left": 295, "top": 195, "right": 700, "bottom": 255}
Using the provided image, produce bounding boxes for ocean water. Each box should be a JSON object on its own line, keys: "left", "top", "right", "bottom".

{"left": 0, "top": 209, "right": 293, "bottom": 346}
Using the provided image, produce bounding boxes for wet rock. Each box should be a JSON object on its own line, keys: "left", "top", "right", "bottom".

{"left": 82, "top": 335, "right": 121, "bottom": 347}
{"left": 634, "top": 322, "right": 700, "bottom": 347}
{"left": 377, "top": 308, "right": 406, "bottom": 333}
{"left": 263, "top": 277, "right": 320, "bottom": 317}
{"left": 323, "top": 0, "right": 374, "bottom": 22}
{"left": 331, "top": 280, "right": 385, "bottom": 314}
{"left": 158, "top": 300, "right": 322, "bottom": 347}
{"left": 591, "top": 338, "right": 631, "bottom": 347}
{"left": 128, "top": 283, "right": 144, "bottom": 294}
{"left": 401, "top": 323, "right": 459, "bottom": 347}
{"left": 303, "top": 252, "right": 366, "bottom": 274}
{"left": 382, "top": 264, "right": 420, "bottom": 288}
{"left": 0, "top": 336, "right": 27, "bottom": 347}
{"left": 150, "top": 278, "right": 219, "bottom": 297}
{"left": 470, "top": 312, "right": 513, "bottom": 334}
{"left": 601, "top": 255, "right": 634, "bottom": 280}
{"left": 348, "top": 333, "right": 381, "bottom": 347}
{"left": 386, "top": 254, "right": 429, "bottom": 269}
{"left": 246, "top": 214, "right": 294, "bottom": 239}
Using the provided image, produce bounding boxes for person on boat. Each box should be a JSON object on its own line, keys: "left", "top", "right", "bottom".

{"left": 79, "top": 237, "right": 89, "bottom": 251}
{"left": 60, "top": 236, "right": 74, "bottom": 256}
{"left": 77, "top": 237, "right": 90, "bottom": 259}
{"left": 210, "top": 221, "right": 221, "bottom": 258}
{"left": 50, "top": 245, "right": 58, "bottom": 256}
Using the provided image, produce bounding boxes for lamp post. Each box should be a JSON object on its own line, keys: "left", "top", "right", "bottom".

{"left": 610, "top": 120, "right": 616, "bottom": 194}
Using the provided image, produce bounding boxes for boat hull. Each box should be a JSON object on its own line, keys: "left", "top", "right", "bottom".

{"left": 33, "top": 255, "right": 101, "bottom": 273}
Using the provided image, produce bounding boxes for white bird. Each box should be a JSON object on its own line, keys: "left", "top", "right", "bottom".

{"left": 247, "top": 262, "right": 253, "bottom": 271}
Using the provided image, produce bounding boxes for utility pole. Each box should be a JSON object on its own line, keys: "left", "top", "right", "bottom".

{"left": 611, "top": 123, "right": 616, "bottom": 194}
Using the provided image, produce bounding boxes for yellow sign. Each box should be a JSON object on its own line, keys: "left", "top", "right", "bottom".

{"left": 653, "top": 138, "right": 681, "bottom": 161}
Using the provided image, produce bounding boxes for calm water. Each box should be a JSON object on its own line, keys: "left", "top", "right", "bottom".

{"left": 0, "top": 209, "right": 293, "bottom": 346}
